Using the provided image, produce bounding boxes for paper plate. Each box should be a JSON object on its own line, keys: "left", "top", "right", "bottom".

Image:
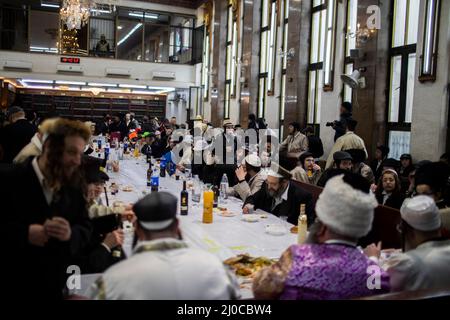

{"left": 265, "top": 224, "right": 287, "bottom": 236}
{"left": 241, "top": 214, "right": 259, "bottom": 222}
{"left": 219, "top": 211, "right": 237, "bottom": 217}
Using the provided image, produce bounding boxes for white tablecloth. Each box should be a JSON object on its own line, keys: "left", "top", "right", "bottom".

{"left": 75, "top": 157, "right": 297, "bottom": 298}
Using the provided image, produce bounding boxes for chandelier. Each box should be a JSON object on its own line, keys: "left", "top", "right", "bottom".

{"left": 346, "top": 23, "right": 377, "bottom": 45}
{"left": 60, "top": 0, "right": 96, "bottom": 30}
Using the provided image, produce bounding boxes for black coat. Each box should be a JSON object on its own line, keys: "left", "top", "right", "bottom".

{"left": 1, "top": 159, "right": 92, "bottom": 299}
{"left": 0, "top": 119, "right": 36, "bottom": 163}
{"left": 376, "top": 192, "right": 405, "bottom": 210}
{"left": 140, "top": 122, "right": 153, "bottom": 134}
{"left": 109, "top": 121, "right": 128, "bottom": 141}
{"left": 370, "top": 159, "right": 390, "bottom": 184}
{"left": 151, "top": 138, "right": 165, "bottom": 158}
{"left": 96, "top": 121, "right": 110, "bottom": 135}
{"left": 244, "top": 181, "right": 315, "bottom": 226}
{"left": 72, "top": 214, "right": 124, "bottom": 274}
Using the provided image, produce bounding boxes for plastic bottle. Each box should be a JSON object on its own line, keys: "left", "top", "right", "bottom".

{"left": 202, "top": 186, "right": 214, "bottom": 223}
{"left": 220, "top": 174, "right": 229, "bottom": 200}
{"left": 151, "top": 169, "right": 159, "bottom": 192}
{"left": 192, "top": 175, "right": 201, "bottom": 202}
{"left": 297, "top": 204, "right": 308, "bottom": 244}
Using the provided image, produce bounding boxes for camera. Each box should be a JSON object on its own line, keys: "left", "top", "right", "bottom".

{"left": 326, "top": 122, "right": 335, "bottom": 127}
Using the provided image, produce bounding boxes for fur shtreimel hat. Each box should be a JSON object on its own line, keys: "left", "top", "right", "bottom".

{"left": 316, "top": 175, "right": 378, "bottom": 238}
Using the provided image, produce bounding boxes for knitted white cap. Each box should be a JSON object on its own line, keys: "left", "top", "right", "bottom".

{"left": 316, "top": 175, "right": 378, "bottom": 238}
{"left": 244, "top": 154, "right": 262, "bottom": 168}
{"left": 400, "top": 196, "right": 441, "bottom": 231}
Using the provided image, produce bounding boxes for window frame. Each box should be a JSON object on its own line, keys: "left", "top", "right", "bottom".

{"left": 386, "top": 0, "right": 420, "bottom": 155}
{"left": 419, "top": 0, "right": 441, "bottom": 82}
{"left": 306, "top": 1, "right": 327, "bottom": 125}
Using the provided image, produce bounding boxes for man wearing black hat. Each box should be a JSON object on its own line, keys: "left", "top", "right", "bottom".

{"left": 243, "top": 164, "right": 315, "bottom": 226}
{"left": 370, "top": 145, "right": 390, "bottom": 183}
{"left": 0, "top": 106, "right": 36, "bottom": 163}
{"left": 279, "top": 122, "right": 309, "bottom": 159}
{"left": 347, "top": 148, "right": 375, "bottom": 184}
{"left": 399, "top": 154, "right": 414, "bottom": 193}
{"left": 70, "top": 156, "right": 125, "bottom": 274}
{"left": 318, "top": 151, "right": 353, "bottom": 187}
{"left": 414, "top": 162, "right": 450, "bottom": 209}
{"left": 89, "top": 192, "right": 240, "bottom": 300}
{"left": 109, "top": 114, "right": 128, "bottom": 141}
{"left": 330, "top": 101, "right": 353, "bottom": 142}
{"left": 291, "top": 152, "right": 322, "bottom": 185}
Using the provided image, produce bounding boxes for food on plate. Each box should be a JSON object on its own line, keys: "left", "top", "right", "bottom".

{"left": 223, "top": 254, "right": 275, "bottom": 277}
{"left": 290, "top": 226, "right": 298, "bottom": 234}
{"left": 122, "top": 185, "right": 133, "bottom": 192}
{"left": 219, "top": 211, "right": 237, "bottom": 217}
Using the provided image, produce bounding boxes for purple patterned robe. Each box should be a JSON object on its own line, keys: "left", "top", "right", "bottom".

{"left": 280, "top": 244, "right": 390, "bottom": 300}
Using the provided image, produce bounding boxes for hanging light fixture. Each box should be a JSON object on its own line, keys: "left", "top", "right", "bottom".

{"left": 60, "top": 0, "right": 95, "bottom": 30}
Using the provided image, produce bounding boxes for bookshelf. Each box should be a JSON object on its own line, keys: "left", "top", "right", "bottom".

{"left": 16, "top": 89, "right": 166, "bottom": 123}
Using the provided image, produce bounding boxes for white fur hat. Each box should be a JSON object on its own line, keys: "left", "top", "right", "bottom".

{"left": 316, "top": 175, "right": 378, "bottom": 238}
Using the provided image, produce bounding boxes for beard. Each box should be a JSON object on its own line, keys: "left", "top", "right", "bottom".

{"left": 305, "top": 220, "right": 322, "bottom": 244}
{"left": 267, "top": 186, "right": 284, "bottom": 198}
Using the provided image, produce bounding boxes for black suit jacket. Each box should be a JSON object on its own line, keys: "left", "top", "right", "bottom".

{"left": 0, "top": 119, "right": 36, "bottom": 163}
{"left": 244, "top": 181, "right": 315, "bottom": 226}
{"left": 97, "top": 121, "right": 110, "bottom": 135}
{"left": 1, "top": 159, "right": 92, "bottom": 299}
{"left": 376, "top": 192, "right": 405, "bottom": 210}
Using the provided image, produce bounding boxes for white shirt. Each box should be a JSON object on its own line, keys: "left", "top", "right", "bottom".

{"left": 382, "top": 191, "right": 391, "bottom": 205}
{"left": 88, "top": 238, "right": 240, "bottom": 300}
{"left": 272, "top": 184, "right": 290, "bottom": 211}
{"left": 32, "top": 157, "right": 53, "bottom": 205}
{"left": 386, "top": 239, "right": 450, "bottom": 292}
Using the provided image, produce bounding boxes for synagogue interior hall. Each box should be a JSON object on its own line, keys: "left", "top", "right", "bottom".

{"left": 1, "top": 0, "right": 450, "bottom": 303}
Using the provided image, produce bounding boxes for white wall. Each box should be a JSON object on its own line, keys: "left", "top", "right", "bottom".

{"left": 319, "top": 1, "right": 347, "bottom": 161}
{"left": 166, "top": 90, "right": 188, "bottom": 123}
{"left": 0, "top": 51, "right": 195, "bottom": 88}
{"left": 410, "top": 0, "right": 450, "bottom": 161}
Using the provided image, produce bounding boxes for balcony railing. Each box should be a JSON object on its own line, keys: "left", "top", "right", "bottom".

{"left": 0, "top": 3, "right": 201, "bottom": 65}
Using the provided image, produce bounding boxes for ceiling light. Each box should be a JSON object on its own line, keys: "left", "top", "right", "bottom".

{"left": 88, "top": 82, "right": 117, "bottom": 87}
{"left": 119, "top": 84, "right": 147, "bottom": 89}
{"left": 55, "top": 80, "right": 86, "bottom": 85}
{"left": 26, "top": 85, "right": 55, "bottom": 90}
{"left": 41, "top": 3, "right": 60, "bottom": 8}
{"left": 148, "top": 86, "right": 175, "bottom": 92}
{"left": 22, "top": 79, "right": 54, "bottom": 84}
{"left": 131, "top": 90, "right": 154, "bottom": 95}
{"left": 91, "top": 9, "right": 111, "bottom": 14}
{"left": 117, "top": 23, "right": 142, "bottom": 46}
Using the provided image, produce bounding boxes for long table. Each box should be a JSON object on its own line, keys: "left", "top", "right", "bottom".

{"left": 74, "top": 157, "right": 297, "bottom": 298}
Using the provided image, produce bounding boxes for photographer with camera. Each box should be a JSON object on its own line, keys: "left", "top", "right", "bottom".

{"left": 326, "top": 102, "right": 353, "bottom": 142}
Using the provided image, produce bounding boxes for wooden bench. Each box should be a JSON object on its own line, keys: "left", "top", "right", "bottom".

{"left": 358, "top": 287, "right": 450, "bottom": 300}
{"left": 292, "top": 180, "right": 402, "bottom": 249}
